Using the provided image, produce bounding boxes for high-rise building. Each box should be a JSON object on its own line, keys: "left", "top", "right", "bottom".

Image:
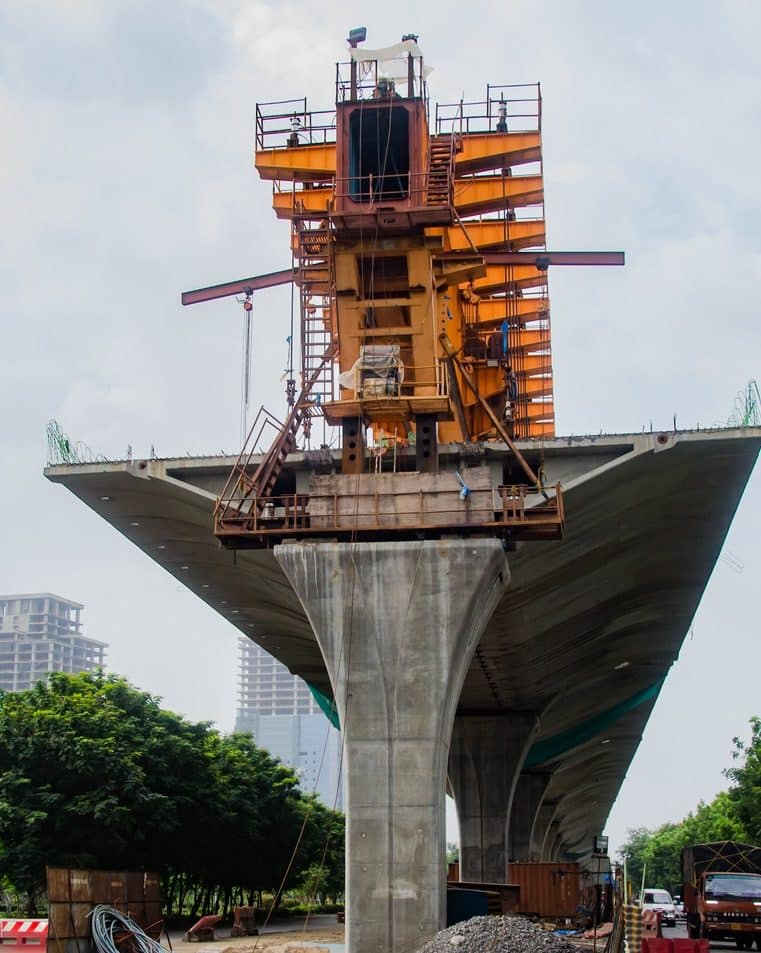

{"left": 236, "top": 638, "right": 343, "bottom": 809}
{"left": 0, "top": 593, "right": 107, "bottom": 692}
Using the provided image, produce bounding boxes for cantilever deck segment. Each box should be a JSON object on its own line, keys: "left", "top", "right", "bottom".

{"left": 46, "top": 428, "right": 760, "bottom": 858}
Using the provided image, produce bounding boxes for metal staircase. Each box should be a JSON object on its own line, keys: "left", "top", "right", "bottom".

{"left": 426, "top": 134, "right": 456, "bottom": 208}
{"left": 214, "top": 342, "right": 336, "bottom": 540}
{"left": 297, "top": 224, "right": 335, "bottom": 408}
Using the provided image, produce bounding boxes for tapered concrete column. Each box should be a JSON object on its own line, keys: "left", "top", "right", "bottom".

{"left": 508, "top": 771, "right": 552, "bottom": 861}
{"left": 530, "top": 801, "right": 557, "bottom": 857}
{"left": 276, "top": 539, "right": 509, "bottom": 953}
{"left": 449, "top": 712, "right": 539, "bottom": 883}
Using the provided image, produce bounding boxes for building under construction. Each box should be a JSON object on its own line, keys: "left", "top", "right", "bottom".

{"left": 47, "top": 33, "right": 760, "bottom": 953}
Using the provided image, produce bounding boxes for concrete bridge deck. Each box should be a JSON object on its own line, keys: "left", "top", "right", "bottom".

{"left": 46, "top": 427, "right": 760, "bottom": 950}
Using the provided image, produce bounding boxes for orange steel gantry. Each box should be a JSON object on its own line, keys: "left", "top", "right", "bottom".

{"left": 181, "top": 36, "right": 623, "bottom": 542}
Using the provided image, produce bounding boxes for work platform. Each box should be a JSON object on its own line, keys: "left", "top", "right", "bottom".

{"left": 46, "top": 427, "right": 760, "bottom": 860}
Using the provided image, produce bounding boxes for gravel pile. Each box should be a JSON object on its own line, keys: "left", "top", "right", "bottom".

{"left": 416, "top": 916, "right": 580, "bottom": 953}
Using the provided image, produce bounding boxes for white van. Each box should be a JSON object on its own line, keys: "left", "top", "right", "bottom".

{"left": 642, "top": 889, "right": 677, "bottom": 928}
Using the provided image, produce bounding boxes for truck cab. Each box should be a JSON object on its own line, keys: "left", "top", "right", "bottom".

{"left": 687, "top": 871, "right": 761, "bottom": 948}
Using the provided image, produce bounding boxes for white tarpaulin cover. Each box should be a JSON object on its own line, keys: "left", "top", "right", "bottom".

{"left": 348, "top": 39, "right": 433, "bottom": 83}
{"left": 339, "top": 344, "right": 404, "bottom": 395}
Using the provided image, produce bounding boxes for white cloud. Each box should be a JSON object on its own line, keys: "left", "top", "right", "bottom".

{"left": 1, "top": 3, "right": 759, "bottom": 841}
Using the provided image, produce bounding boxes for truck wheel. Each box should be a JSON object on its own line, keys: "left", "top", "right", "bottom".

{"left": 755, "top": 936, "right": 761, "bottom": 952}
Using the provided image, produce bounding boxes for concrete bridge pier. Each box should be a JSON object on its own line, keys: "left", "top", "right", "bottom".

{"left": 449, "top": 712, "right": 539, "bottom": 883}
{"left": 531, "top": 803, "right": 557, "bottom": 858}
{"left": 508, "top": 771, "right": 552, "bottom": 862}
{"left": 542, "top": 820, "right": 562, "bottom": 861}
{"left": 275, "top": 539, "right": 509, "bottom": 953}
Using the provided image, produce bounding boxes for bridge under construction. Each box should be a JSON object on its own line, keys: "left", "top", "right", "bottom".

{"left": 47, "top": 32, "right": 760, "bottom": 953}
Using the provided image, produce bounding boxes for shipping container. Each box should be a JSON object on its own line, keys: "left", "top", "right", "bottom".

{"left": 507, "top": 862, "right": 581, "bottom": 919}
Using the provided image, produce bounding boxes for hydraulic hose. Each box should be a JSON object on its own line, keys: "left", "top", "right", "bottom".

{"left": 90, "top": 905, "right": 169, "bottom": 953}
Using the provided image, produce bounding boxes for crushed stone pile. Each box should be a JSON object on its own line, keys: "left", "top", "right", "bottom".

{"left": 416, "top": 916, "right": 580, "bottom": 953}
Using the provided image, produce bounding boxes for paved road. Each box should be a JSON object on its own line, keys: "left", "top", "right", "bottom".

{"left": 663, "top": 921, "right": 753, "bottom": 950}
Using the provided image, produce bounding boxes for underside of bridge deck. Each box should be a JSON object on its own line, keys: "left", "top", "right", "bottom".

{"left": 46, "top": 427, "right": 759, "bottom": 936}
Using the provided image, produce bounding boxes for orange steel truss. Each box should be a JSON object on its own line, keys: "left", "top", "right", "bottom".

{"left": 181, "top": 40, "right": 623, "bottom": 546}
{"left": 253, "top": 72, "right": 556, "bottom": 443}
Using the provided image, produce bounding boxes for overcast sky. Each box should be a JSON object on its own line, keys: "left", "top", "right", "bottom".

{"left": 1, "top": 0, "right": 760, "bottom": 857}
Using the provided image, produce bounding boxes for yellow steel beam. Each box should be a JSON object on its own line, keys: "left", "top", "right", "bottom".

{"left": 454, "top": 175, "right": 543, "bottom": 217}
{"left": 521, "top": 401, "right": 554, "bottom": 421}
{"left": 255, "top": 144, "right": 336, "bottom": 181}
{"left": 471, "top": 263, "right": 548, "bottom": 295}
{"left": 443, "top": 218, "right": 546, "bottom": 253}
{"left": 476, "top": 296, "right": 548, "bottom": 324}
{"left": 455, "top": 131, "right": 542, "bottom": 175}
{"left": 525, "top": 420, "right": 555, "bottom": 437}
{"left": 272, "top": 187, "right": 332, "bottom": 219}
{"left": 521, "top": 377, "right": 554, "bottom": 399}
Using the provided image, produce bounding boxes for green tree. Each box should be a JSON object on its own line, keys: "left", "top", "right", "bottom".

{"left": 726, "top": 716, "right": 761, "bottom": 843}
{"left": 0, "top": 673, "right": 344, "bottom": 914}
{"left": 0, "top": 673, "right": 211, "bottom": 906}
{"left": 618, "top": 826, "right": 652, "bottom": 892}
{"left": 618, "top": 793, "right": 746, "bottom": 896}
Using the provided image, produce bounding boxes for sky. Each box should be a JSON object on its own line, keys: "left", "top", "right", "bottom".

{"left": 1, "top": 0, "right": 760, "bottom": 859}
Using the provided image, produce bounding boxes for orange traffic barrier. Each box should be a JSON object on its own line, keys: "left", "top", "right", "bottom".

{"left": 641, "top": 940, "right": 710, "bottom": 953}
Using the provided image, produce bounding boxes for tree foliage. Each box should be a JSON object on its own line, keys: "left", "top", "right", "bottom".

{"left": 0, "top": 673, "right": 344, "bottom": 913}
{"left": 726, "top": 716, "right": 761, "bottom": 844}
{"left": 618, "top": 717, "right": 760, "bottom": 894}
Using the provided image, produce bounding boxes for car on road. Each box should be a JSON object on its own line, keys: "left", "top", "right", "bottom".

{"left": 672, "top": 895, "right": 685, "bottom": 918}
{"left": 642, "top": 889, "right": 677, "bottom": 928}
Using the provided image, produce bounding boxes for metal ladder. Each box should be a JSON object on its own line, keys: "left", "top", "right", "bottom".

{"left": 427, "top": 134, "right": 456, "bottom": 207}
{"left": 297, "top": 224, "right": 335, "bottom": 407}
{"left": 215, "top": 342, "right": 337, "bottom": 531}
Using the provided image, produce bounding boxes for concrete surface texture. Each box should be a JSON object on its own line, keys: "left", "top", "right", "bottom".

{"left": 275, "top": 539, "right": 509, "bottom": 953}
{"left": 449, "top": 713, "right": 539, "bottom": 882}
{"left": 508, "top": 771, "right": 552, "bottom": 861}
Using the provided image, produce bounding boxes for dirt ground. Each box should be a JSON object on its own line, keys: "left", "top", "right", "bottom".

{"left": 173, "top": 937, "right": 344, "bottom": 953}
{"left": 170, "top": 918, "right": 345, "bottom": 953}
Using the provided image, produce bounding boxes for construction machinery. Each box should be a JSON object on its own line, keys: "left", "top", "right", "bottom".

{"left": 182, "top": 33, "right": 624, "bottom": 547}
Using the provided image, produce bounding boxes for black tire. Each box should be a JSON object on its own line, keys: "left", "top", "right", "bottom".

{"left": 755, "top": 935, "right": 761, "bottom": 952}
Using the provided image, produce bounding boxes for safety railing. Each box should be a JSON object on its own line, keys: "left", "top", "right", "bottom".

{"left": 335, "top": 53, "right": 428, "bottom": 103}
{"left": 214, "top": 406, "right": 287, "bottom": 525}
{"left": 214, "top": 482, "right": 563, "bottom": 544}
{"left": 255, "top": 98, "right": 337, "bottom": 150}
{"left": 332, "top": 171, "right": 450, "bottom": 207}
{"left": 273, "top": 172, "right": 453, "bottom": 213}
{"left": 435, "top": 83, "right": 541, "bottom": 135}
